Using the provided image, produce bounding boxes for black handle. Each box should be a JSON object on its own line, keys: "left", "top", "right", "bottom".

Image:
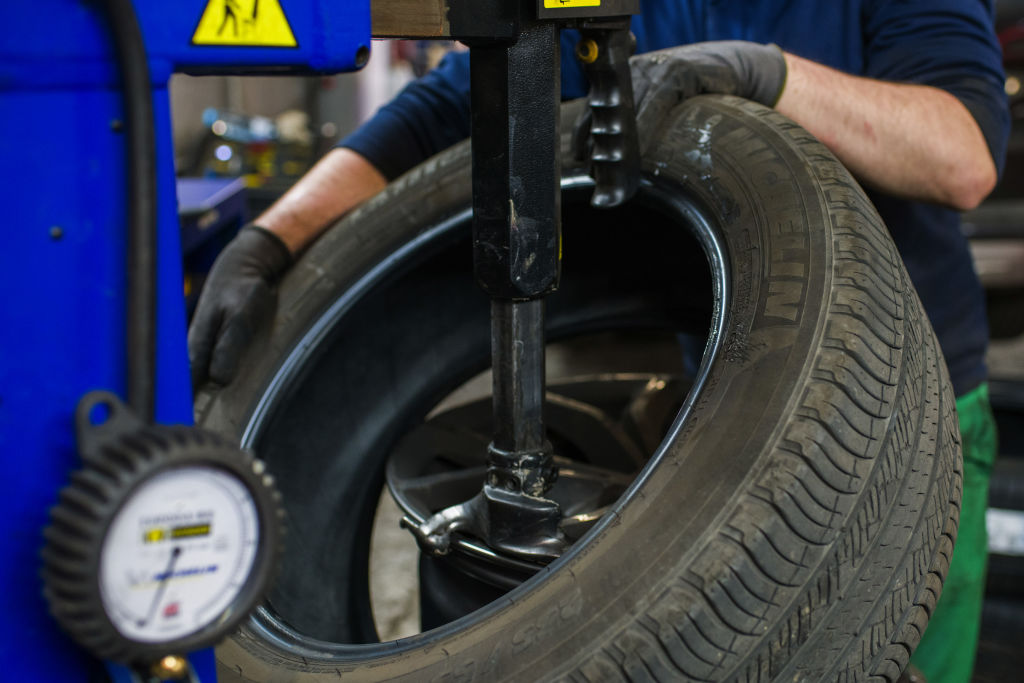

{"left": 578, "top": 25, "right": 640, "bottom": 208}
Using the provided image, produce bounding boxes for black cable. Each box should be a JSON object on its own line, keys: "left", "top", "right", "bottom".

{"left": 98, "top": 0, "right": 157, "bottom": 422}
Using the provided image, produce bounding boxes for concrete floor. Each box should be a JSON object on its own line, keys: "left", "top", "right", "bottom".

{"left": 368, "top": 490, "right": 421, "bottom": 640}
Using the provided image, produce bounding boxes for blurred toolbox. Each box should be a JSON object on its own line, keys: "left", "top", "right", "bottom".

{"left": 177, "top": 176, "right": 248, "bottom": 316}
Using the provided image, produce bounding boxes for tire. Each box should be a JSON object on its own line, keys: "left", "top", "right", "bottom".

{"left": 199, "top": 96, "right": 961, "bottom": 682}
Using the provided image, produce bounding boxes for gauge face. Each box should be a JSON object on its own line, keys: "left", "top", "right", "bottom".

{"left": 98, "top": 466, "right": 260, "bottom": 643}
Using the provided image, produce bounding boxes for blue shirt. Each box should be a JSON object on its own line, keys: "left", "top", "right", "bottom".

{"left": 342, "top": 0, "right": 1010, "bottom": 396}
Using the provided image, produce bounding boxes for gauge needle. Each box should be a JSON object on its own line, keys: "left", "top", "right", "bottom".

{"left": 138, "top": 546, "right": 181, "bottom": 628}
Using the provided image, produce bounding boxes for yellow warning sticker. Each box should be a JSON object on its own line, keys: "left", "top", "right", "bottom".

{"left": 543, "top": 0, "right": 601, "bottom": 8}
{"left": 192, "top": 0, "right": 298, "bottom": 47}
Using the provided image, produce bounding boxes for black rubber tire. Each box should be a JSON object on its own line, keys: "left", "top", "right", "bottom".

{"left": 199, "top": 96, "right": 961, "bottom": 682}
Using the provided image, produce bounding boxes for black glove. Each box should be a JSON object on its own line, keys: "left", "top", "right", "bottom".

{"left": 188, "top": 225, "right": 292, "bottom": 390}
{"left": 629, "top": 41, "right": 787, "bottom": 150}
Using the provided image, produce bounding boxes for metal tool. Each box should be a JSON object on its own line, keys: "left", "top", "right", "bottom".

{"left": 397, "top": 0, "right": 643, "bottom": 564}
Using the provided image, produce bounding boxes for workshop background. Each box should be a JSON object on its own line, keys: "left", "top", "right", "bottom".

{"left": 173, "top": 40, "right": 453, "bottom": 314}
{"left": 170, "top": 19, "right": 1024, "bottom": 683}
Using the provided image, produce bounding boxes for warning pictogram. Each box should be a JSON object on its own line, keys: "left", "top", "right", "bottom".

{"left": 192, "top": 0, "right": 298, "bottom": 47}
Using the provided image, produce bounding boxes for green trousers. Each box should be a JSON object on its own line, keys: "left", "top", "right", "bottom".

{"left": 910, "top": 383, "right": 997, "bottom": 683}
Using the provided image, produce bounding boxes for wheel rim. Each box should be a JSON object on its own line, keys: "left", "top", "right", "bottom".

{"left": 231, "top": 176, "right": 731, "bottom": 658}
{"left": 387, "top": 369, "right": 693, "bottom": 589}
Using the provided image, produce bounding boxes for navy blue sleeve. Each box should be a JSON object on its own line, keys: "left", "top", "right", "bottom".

{"left": 339, "top": 51, "right": 473, "bottom": 181}
{"left": 862, "top": 0, "right": 1010, "bottom": 174}
{"left": 340, "top": 36, "right": 590, "bottom": 181}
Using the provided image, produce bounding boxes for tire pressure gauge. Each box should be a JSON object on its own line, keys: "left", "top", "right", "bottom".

{"left": 42, "top": 392, "right": 283, "bottom": 665}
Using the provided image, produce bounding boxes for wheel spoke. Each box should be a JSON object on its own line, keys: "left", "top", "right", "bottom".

{"left": 545, "top": 390, "right": 646, "bottom": 471}
{"left": 622, "top": 375, "right": 690, "bottom": 454}
{"left": 392, "top": 420, "right": 489, "bottom": 471}
{"left": 551, "top": 455, "right": 634, "bottom": 488}
{"left": 390, "top": 466, "right": 488, "bottom": 519}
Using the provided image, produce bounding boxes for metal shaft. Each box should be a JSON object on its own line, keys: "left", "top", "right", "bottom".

{"left": 401, "top": 20, "right": 568, "bottom": 561}
{"left": 490, "top": 299, "right": 546, "bottom": 454}
{"left": 472, "top": 22, "right": 561, "bottom": 496}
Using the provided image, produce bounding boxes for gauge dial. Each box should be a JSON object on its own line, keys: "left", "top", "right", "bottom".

{"left": 42, "top": 395, "right": 282, "bottom": 665}
{"left": 99, "top": 466, "right": 260, "bottom": 642}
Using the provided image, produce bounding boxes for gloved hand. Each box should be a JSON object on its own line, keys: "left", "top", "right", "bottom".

{"left": 629, "top": 41, "right": 787, "bottom": 150}
{"left": 187, "top": 225, "right": 293, "bottom": 390}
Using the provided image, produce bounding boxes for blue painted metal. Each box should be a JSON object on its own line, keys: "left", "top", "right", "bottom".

{"left": 1, "top": 1, "right": 371, "bottom": 90}
{"left": 0, "top": 1, "right": 369, "bottom": 679}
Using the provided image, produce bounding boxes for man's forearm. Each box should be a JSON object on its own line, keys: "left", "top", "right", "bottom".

{"left": 256, "top": 147, "right": 388, "bottom": 254}
{"left": 776, "top": 52, "right": 997, "bottom": 211}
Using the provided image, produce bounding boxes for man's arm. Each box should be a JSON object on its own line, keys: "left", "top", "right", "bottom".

{"left": 273, "top": 48, "right": 997, "bottom": 249}
{"left": 257, "top": 147, "right": 387, "bottom": 255}
{"left": 257, "top": 50, "right": 472, "bottom": 254}
{"left": 188, "top": 53, "right": 473, "bottom": 389}
{"left": 776, "top": 52, "right": 998, "bottom": 211}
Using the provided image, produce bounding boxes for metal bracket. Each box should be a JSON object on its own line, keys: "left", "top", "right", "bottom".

{"left": 402, "top": 484, "right": 566, "bottom": 562}
{"left": 75, "top": 391, "right": 147, "bottom": 465}
{"left": 401, "top": 300, "right": 567, "bottom": 563}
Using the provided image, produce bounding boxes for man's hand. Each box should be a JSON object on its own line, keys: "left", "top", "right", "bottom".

{"left": 630, "top": 41, "right": 787, "bottom": 150}
{"left": 187, "top": 225, "right": 292, "bottom": 390}
{"left": 625, "top": 42, "right": 995, "bottom": 209}
{"left": 187, "top": 148, "right": 386, "bottom": 391}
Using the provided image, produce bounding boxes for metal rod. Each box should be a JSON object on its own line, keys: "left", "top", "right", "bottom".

{"left": 401, "top": 21, "right": 568, "bottom": 561}
{"left": 490, "top": 299, "right": 546, "bottom": 454}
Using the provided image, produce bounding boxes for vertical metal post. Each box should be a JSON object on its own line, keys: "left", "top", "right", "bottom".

{"left": 402, "top": 23, "right": 568, "bottom": 561}
{"left": 473, "top": 22, "right": 566, "bottom": 557}
{"left": 470, "top": 23, "right": 561, "bottom": 301}
{"left": 490, "top": 299, "right": 546, "bottom": 455}
{"left": 489, "top": 299, "right": 554, "bottom": 498}
{"left": 470, "top": 23, "right": 561, "bottom": 501}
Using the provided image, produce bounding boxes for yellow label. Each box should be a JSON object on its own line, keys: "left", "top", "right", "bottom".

{"left": 193, "top": 0, "right": 298, "bottom": 47}
{"left": 171, "top": 523, "right": 212, "bottom": 539}
{"left": 544, "top": 0, "right": 601, "bottom": 7}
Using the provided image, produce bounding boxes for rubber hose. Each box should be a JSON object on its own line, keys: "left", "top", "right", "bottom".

{"left": 98, "top": 0, "right": 157, "bottom": 421}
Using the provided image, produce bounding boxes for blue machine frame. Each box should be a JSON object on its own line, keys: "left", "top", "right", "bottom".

{"left": 0, "top": 2, "right": 369, "bottom": 679}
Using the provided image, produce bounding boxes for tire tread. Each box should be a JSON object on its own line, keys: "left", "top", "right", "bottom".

{"left": 558, "top": 98, "right": 960, "bottom": 683}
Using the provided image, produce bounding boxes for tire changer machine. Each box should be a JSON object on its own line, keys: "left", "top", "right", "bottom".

{"left": 1, "top": 0, "right": 643, "bottom": 679}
